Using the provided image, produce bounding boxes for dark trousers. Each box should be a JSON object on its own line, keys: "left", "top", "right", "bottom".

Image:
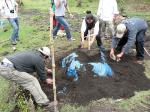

{"left": 84, "top": 28, "right": 102, "bottom": 47}
{"left": 135, "top": 29, "right": 146, "bottom": 59}
{"left": 84, "top": 29, "right": 106, "bottom": 63}
{"left": 116, "top": 29, "right": 146, "bottom": 59}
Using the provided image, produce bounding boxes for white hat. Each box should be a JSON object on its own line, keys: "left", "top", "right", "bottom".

{"left": 38, "top": 47, "right": 50, "bottom": 56}
{"left": 116, "top": 23, "right": 126, "bottom": 38}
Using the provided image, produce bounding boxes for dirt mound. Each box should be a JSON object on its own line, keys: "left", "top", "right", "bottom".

{"left": 42, "top": 47, "right": 150, "bottom": 105}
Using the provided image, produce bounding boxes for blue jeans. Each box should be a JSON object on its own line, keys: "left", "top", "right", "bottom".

{"left": 8, "top": 18, "right": 19, "bottom": 42}
{"left": 99, "top": 45, "right": 106, "bottom": 63}
{"left": 53, "top": 16, "right": 71, "bottom": 39}
{"left": 0, "top": 20, "right": 4, "bottom": 29}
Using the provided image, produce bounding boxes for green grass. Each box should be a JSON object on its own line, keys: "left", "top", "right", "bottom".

{"left": 117, "top": 90, "right": 150, "bottom": 111}
{"left": 145, "top": 60, "right": 150, "bottom": 79}
{"left": 59, "top": 104, "right": 87, "bottom": 112}
{"left": 22, "top": 0, "right": 50, "bottom": 11}
{"left": 0, "top": 76, "right": 15, "bottom": 112}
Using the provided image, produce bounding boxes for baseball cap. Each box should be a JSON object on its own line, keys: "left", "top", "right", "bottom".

{"left": 116, "top": 23, "right": 126, "bottom": 38}
{"left": 38, "top": 47, "right": 50, "bottom": 57}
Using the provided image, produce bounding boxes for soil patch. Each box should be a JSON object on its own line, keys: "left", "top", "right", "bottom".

{"left": 42, "top": 45, "right": 150, "bottom": 105}
{"left": 40, "top": 12, "right": 150, "bottom": 108}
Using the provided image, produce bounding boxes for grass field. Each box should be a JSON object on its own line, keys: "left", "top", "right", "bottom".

{"left": 0, "top": 0, "right": 150, "bottom": 111}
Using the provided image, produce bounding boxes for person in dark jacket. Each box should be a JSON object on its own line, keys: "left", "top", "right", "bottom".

{"left": 110, "top": 17, "right": 148, "bottom": 61}
{"left": 0, "top": 47, "right": 56, "bottom": 109}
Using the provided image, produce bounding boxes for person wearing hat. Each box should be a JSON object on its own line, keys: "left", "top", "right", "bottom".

{"left": 0, "top": 47, "right": 56, "bottom": 109}
{"left": 110, "top": 17, "right": 148, "bottom": 61}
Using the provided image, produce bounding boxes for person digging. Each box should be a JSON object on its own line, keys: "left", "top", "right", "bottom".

{"left": 110, "top": 17, "right": 148, "bottom": 62}
{"left": 0, "top": 47, "right": 57, "bottom": 110}
{"left": 80, "top": 10, "right": 97, "bottom": 48}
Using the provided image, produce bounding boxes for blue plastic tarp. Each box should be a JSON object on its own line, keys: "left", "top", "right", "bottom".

{"left": 61, "top": 52, "right": 83, "bottom": 81}
{"left": 88, "top": 62, "right": 113, "bottom": 77}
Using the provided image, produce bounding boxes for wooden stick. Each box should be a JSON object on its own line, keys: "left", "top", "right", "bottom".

{"left": 88, "top": 30, "right": 91, "bottom": 50}
{"left": 144, "top": 47, "right": 150, "bottom": 57}
{"left": 84, "top": 33, "right": 95, "bottom": 38}
{"left": 49, "top": 8, "right": 58, "bottom": 112}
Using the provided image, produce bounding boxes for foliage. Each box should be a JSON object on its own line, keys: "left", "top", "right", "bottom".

{"left": 59, "top": 104, "right": 87, "bottom": 112}
{"left": 118, "top": 90, "right": 150, "bottom": 111}
{"left": 0, "top": 76, "right": 15, "bottom": 112}
{"left": 17, "top": 94, "right": 29, "bottom": 112}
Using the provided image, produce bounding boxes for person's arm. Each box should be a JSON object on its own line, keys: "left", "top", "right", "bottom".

{"left": 55, "top": 0, "right": 61, "bottom": 8}
{"left": 45, "top": 67, "right": 52, "bottom": 74}
{"left": 97, "top": 0, "right": 101, "bottom": 16}
{"left": 113, "top": 0, "right": 119, "bottom": 22}
{"left": 110, "top": 36, "right": 120, "bottom": 60}
{"left": 0, "top": 2, "right": 6, "bottom": 19}
{"left": 35, "top": 57, "right": 52, "bottom": 84}
{"left": 121, "top": 29, "right": 137, "bottom": 55}
{"left": 15, "top": 2, "right": 18, "bottom": 14}
{"left": 35, "top": 59, "right": 47, "bottom": 81}
{"left": 65, "top": 1, "right": 73, "bottom": 17}
{"left": 81, "top": 19, "right": 86, "bottom": 42}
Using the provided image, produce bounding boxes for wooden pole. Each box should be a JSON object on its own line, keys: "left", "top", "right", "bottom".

{"left": 49, "top": 8, "right": 58, "bottom": 112}
{"left": 88, "top": 30, "right": 91, "bottom": 50}
{"left": 144, "top": 47, "right": 150, "bottom": 57}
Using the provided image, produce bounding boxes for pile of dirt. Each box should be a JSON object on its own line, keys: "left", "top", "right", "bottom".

{"left": 42, "top": 44, "right": 150, "bottom": 105}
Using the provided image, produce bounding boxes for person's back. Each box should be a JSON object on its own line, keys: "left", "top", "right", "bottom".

{"left": 54, "top": 0, "right": 66, "bottom": 16}
{"left": 1, "top": 0, "right": 18, "bottom": 19}
{"left": 97, "top": 0, "right": 119, "bottom": 21}
{"left": 122, "top": 18, "right": 148, "bottom": 32}
{"left": 0, "top": 47, "right": 55, "bottom": 109}
{"left": 97, "top": 0, "right": 119, "bottom": 39}
{"left": 7, "top": 50, "right": 43, "bottom": 73}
